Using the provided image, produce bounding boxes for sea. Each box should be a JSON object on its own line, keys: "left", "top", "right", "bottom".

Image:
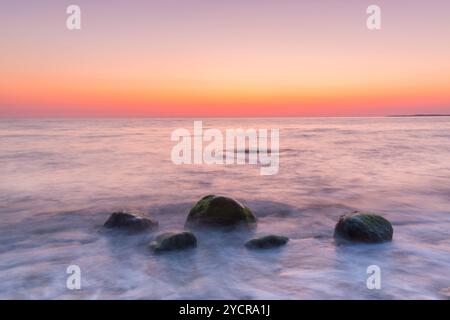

{"left": 0, "top": 117, "right": 449, "bottom": 299}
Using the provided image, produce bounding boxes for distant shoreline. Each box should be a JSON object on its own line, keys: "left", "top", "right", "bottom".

{"left": 1, "top": 115, "right": 450, "bottom": 119}
{"left": 389, "top": 114, "right": 450, "bottom": 117}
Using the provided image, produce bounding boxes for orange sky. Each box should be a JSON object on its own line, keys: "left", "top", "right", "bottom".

{"left": 1, "top": 0, "right": 450, "bottom": 117}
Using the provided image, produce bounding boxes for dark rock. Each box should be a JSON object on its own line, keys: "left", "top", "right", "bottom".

{"left": 334, "top": 211, "right": 393, "bottom": 243}
{"left": 150, "top": 231, "right": 197, "bottom": 252}
{"left": 104, "top": 211, "right": 158, "bottom": 232}
{"left": 245, "top": 235, "right": 289, "bottom": 249}
{"left": 185, "top": 195, "right": 257, "bottom": 228}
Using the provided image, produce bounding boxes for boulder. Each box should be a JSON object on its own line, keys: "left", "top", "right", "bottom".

{"left": 334, "top": 211, "right": 393, "bottom": 243}
{"left": 185, "top": 195, "right": 257, "bottom": 228}
{"left": 104, "top": 211, "right": 158, "bottom": 232}
{"left": 150, "top": 231, "right": 197, "bottom": 252}
{"left": 245, "top": 235, "right": 289, "bottom": 249}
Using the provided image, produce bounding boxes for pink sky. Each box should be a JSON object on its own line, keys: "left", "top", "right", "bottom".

{"left": 1, "top": 0, "right": 450, "bottom": 117}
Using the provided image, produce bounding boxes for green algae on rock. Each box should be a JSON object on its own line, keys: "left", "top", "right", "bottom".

{"left": 334, "top": 211, "right": 393, "bottom": 243}
{"left": 185, "top": 195, "right": 257, "bottom": 228}
{"left": 150, "top": 231, "right": 197, "bottom": 253}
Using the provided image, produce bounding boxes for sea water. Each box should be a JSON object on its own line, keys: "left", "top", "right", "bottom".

{"left": 0, "top": 117, "right": 449, "bottom": 299}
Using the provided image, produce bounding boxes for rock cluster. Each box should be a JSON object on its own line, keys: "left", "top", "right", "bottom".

{"left": 103, "top": 196, "right": 394, "bottom": 253}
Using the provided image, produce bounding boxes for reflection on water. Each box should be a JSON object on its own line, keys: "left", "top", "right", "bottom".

{"left": 0, "top": 117, "right": 449, "bottom": 299}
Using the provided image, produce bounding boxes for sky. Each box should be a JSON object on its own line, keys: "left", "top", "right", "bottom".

{"left": 1, "top": 0, "right": 450, "bottom": 117}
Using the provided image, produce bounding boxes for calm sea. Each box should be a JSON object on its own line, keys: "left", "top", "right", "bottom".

{"left": 0, "top": 117, "right": 449, "bottom": 299}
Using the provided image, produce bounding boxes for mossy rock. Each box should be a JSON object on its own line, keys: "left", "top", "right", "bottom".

{"left": 104, "top": 211, "right": 158, "bottom": 233}
{"left": 185, "top": 195, "right": 257, "bottom": 228}
{"left": 150, "top": 231, "right": 197, "bottom": 253}
{"left": 245, "top": 235, "right": 289, "bottom": 249}
{"left": 334, "top": 211, "right": 393, "bottom": 243}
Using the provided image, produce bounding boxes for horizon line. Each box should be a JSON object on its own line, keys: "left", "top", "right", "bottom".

{"left": 1, "top": 114, "right": 450, "bottom": 120}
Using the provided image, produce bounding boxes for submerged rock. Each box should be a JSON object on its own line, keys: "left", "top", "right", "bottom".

{"left": 245, "top": 235, "right": 289, "bottom": 249}
{"left": 185, "top": 195, "right": 257, "bottom": 228}
{"left": 150, "top": 231, "right": 197, "bottom": 252}
{"left": 104, "top": 211, "right": 158, "bottom": 232}
{"left": 334, "top": 211, "right": 393, "bottom": 243}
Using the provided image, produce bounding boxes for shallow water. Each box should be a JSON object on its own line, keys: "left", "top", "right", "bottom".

{"left": 0, "top": 117, "right": 449, "bottom": 299}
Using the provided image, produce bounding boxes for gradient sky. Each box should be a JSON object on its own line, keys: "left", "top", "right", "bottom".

{"left": 1, "top": 0, "right": 450, "bottom": 117}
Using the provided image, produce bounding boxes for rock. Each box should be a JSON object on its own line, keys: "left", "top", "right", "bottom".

{"left": 245, "top": 235, "right": 289, "bottom": 249}
{"left": 185, "top": 195, "right": 257, "bottom": 228}
{"left": 150, "top": 232, "right": 197, "bottom": 252}
{"left": 104, "top": 211, "right": 158, "bottom": 232}
{"left": 334, "top": 211, "right": 393, "bottom": 243}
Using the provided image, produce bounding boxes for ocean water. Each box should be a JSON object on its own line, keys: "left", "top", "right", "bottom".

{"left": 0, "top": 117, "right": 449, "bottom": 300}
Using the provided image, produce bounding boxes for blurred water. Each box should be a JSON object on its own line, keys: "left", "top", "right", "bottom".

{"left": 0, "top": 117, "right": 449, "bottom": 299}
